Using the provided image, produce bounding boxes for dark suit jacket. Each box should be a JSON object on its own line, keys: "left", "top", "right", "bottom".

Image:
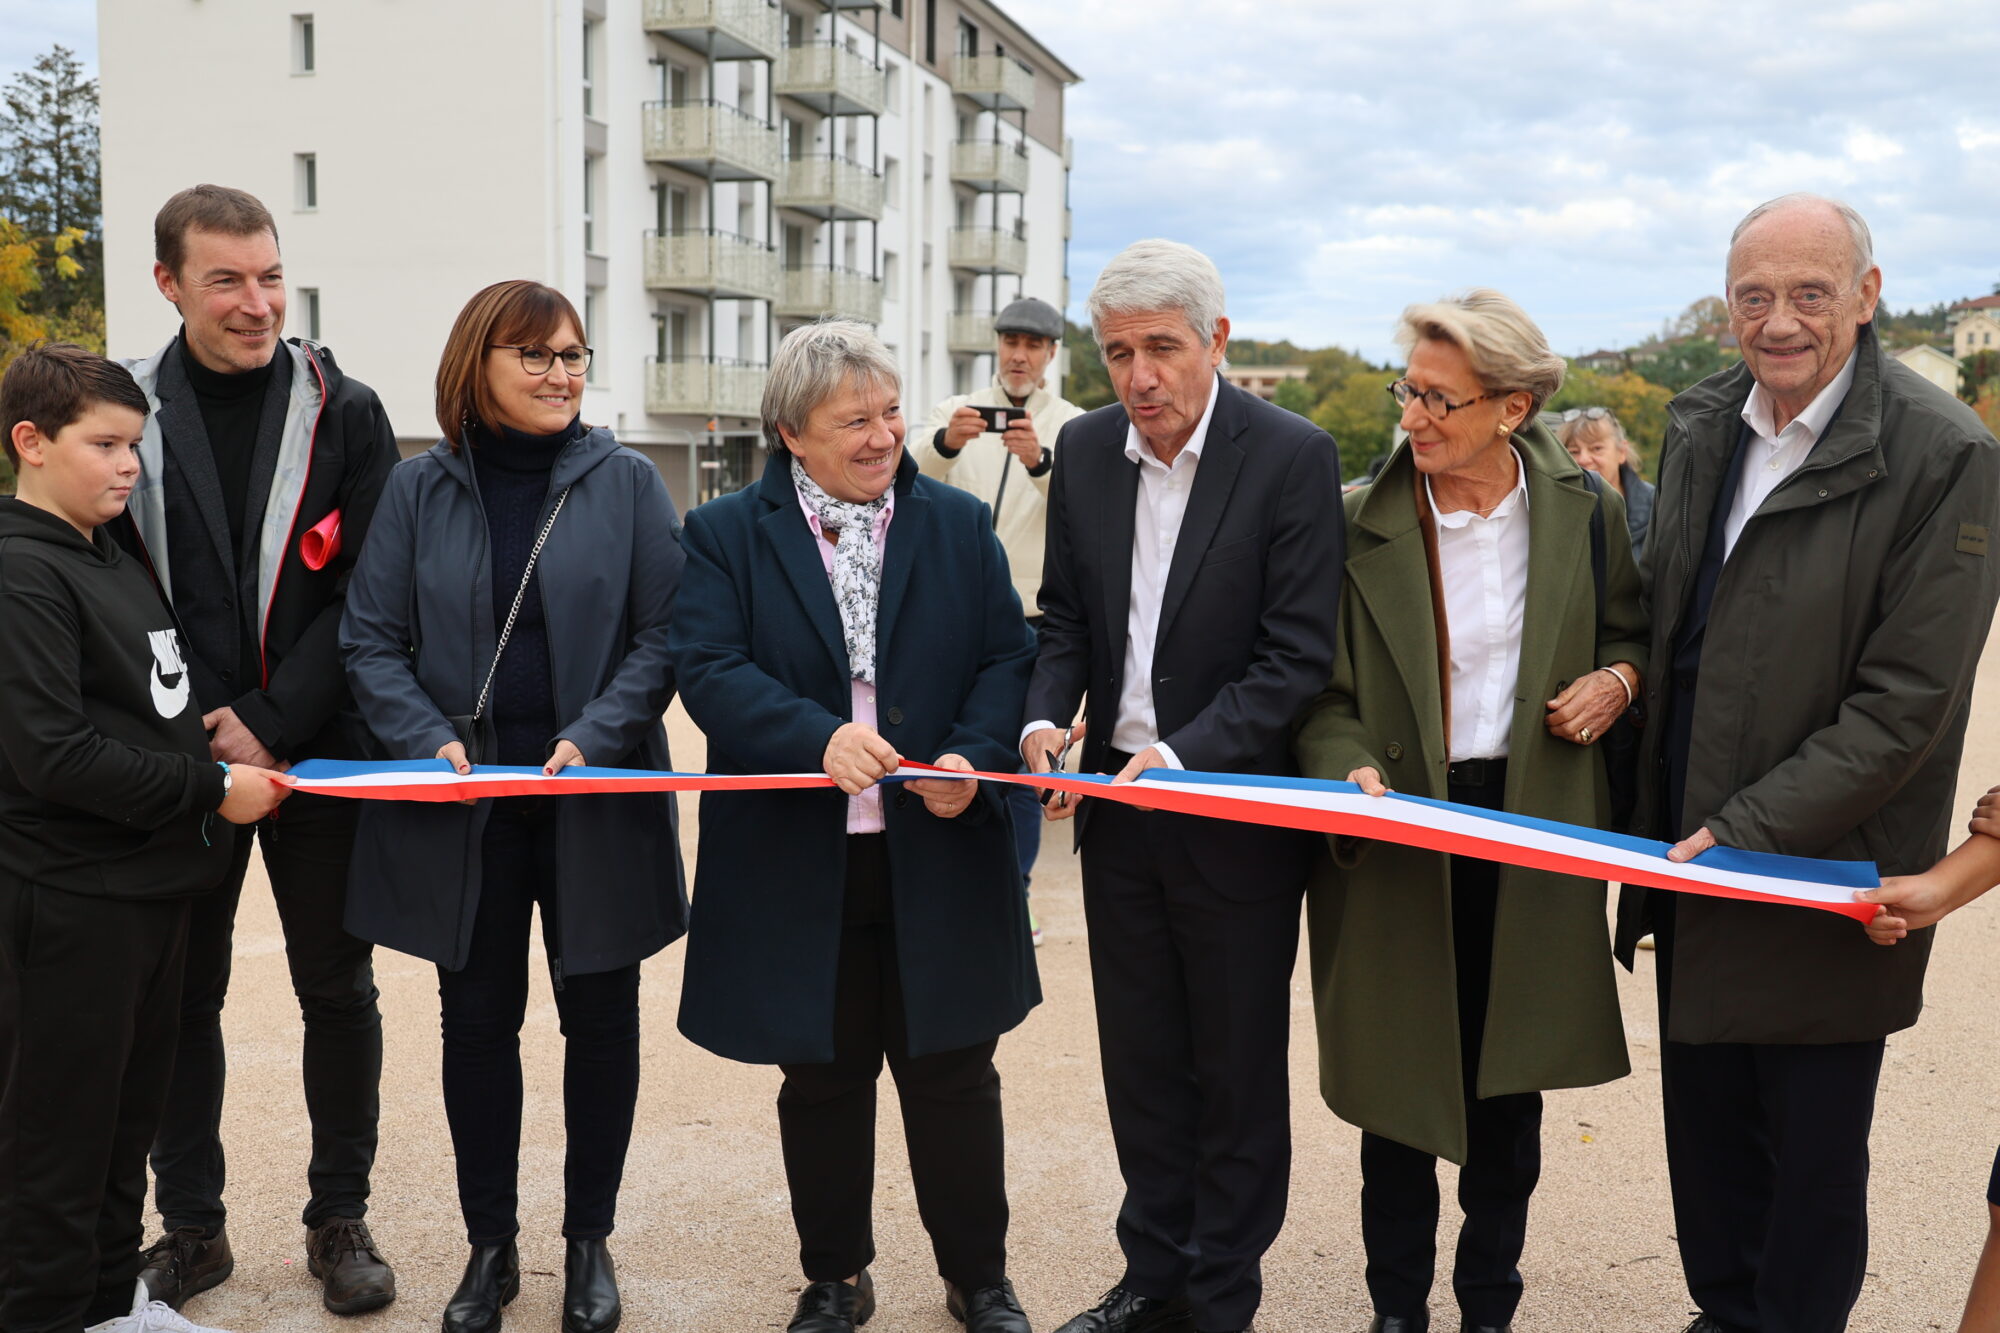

{"left": 1026, "top": 375, "right": 1346, "bottom": 895}
{"left": 670, "top": 450, "right": 1039, "bottom": 1065}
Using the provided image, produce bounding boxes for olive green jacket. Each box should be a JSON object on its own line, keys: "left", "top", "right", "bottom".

{"left": 1295, "top": 424, "right": 1648, "bottom": 1163}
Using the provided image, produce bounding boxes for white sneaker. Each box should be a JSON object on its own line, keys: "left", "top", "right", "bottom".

{"left": 85, "top": 1298, "right": 234, "bottom": 1333}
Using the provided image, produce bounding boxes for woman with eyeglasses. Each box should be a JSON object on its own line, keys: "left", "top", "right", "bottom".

{"left": 340, "top": 280, "right": 687, "bottom": 1333}
{"left": 1556, "top": 406, "right": 1657, "bottom": 560}
{"left": 1295, "top": 289, "right": 1646, "bottom": 1333}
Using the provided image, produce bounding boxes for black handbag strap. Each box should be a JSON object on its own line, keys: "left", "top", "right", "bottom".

{"left": 471, "top": 485, "right": 571, "bottom": 723}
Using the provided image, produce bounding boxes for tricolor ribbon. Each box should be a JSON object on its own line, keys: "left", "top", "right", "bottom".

{"left": 286, "top": 758, "right": 1879, "bottom": 923}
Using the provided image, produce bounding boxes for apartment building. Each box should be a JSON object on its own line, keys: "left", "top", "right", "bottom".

{"left": 96, "top": 0, "right": 1079, "bottom": 512}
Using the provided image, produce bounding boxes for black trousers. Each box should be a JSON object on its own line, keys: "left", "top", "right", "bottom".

{"left": 777, "top": 834, "right": 1008, "bottom": 1291}
{"left": 1655, "top": 899, "right": 1883, "bottom": 1333}
{"left": 0, "top": 878, "right": 192, "bottom": 1333}
{"left": 152, "top": 791, "right": 382, "bottom": 1232}
{"left": 1080, "top": 793, "right": 1301, "bottom": 1333}
{"left": 440, "top": 799, "right": 642, "bottom": 1245}
{"left": 1359, "top": 772, "right": 1543, "bottom": 1328}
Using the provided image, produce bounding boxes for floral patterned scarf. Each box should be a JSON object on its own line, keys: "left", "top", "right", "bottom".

{"left": 791, "top": 455, "right": 888, "bottom": 683}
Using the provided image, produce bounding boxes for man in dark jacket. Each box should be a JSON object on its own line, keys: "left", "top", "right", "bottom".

{"left": 112, "top": 185, "right": 400, "bottom": 1316}
{"left": 1617, "top": 194, "right": 2000, "bottom": 1333}
{"left": 1023, "top": 241, "right": 1345, "bottom": 1333}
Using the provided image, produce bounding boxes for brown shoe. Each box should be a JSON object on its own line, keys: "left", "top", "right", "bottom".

{"left": 138, "top": 1226, "right": 234, "bottom": 1310}
{"left": 306, "top": 1217, "right": 398, "bottom": 1315}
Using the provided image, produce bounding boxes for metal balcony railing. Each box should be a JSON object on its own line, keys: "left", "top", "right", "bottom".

{"left": 948, "top": 139, "right": 1030, "bottom": 193}
{"left": 642, "top": 229, "right": 781, "bottom": 301}
{"left": 778, "top": 267, "right": 884, "bottom": 323}
{"left": 647, "top": 356, "right": 767, "bottom": 419}
{"left": 640, "top": 0, "right": 781, "bottom": 61}
{"left": 776, "top": 154, "right": 885, "bottom": 220}
{"left": 947, "top": 310, "right": 994, "bottom": 353}
{"left": 776, "top": 42, "right": 885, "bottom": 116}
{"left": 642, "top": 99, "right": 781, "bottom": 181}
{"left": 947, "top": 224, "right": 1027, "bottom": 275}
{"left": 950, "top": 53, "right": 1035, "bottom": 111}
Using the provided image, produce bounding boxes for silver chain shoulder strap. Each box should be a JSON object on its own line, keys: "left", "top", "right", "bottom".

{"left": 471, "top": 485, "right": 572, "bottom": 723}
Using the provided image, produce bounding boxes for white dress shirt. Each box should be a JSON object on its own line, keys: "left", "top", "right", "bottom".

{"left": 1723, "top": 349, "right": 1857, "bottom": 560}
{"left": 1428, "top": 451, "right": 1530, "bottom": 762}
{"left": 1021, "top": 375, "right": 1220, "bottom": 771}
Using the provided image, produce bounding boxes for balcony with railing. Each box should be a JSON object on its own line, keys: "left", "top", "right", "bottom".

{"left": 947, "top": 311, "right": 994, "bottom": 354}
{"left": 642, "top": 99, "right": 780, "bottom": 181}
{"left": 778, "top": 267, "right": 883, "bottom": 323}
{"left": 947, "top": 224, "right": 1027, "bottom": 275}
{"left": 776, "top": 42, "right": 885, "bottom": 116}
{"left": 776, "top": 154, "right": 885, "bottom": 220}
{"left": 640, "top": 0, "right": 781, "bottom": 61}
{"left": 647, "top": 356, "right": 767, "bottom": 419}
{"left": 949, "top": 138, "right": 1030, "bottom": 193}
{"left": 642, "top": 229, "right": 781, "bottom": 301}
{"left": 950, "top": 53, "right": 1036, "bottom": 111}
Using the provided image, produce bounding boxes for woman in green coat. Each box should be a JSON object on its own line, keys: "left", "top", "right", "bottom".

{"left": 1295, "top": 289, "right": 1648, "bottom": 1333}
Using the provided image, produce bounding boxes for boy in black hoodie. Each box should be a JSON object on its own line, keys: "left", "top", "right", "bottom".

{"left": 0, "top": 343, "right": 291, "bottom": 1333}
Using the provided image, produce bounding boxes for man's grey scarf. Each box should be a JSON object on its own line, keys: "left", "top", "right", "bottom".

{"left": 791, "top": 455, "right": 888, "bottom": 683}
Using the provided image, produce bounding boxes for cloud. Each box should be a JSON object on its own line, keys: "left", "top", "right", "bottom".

{"left": 1006, "top": 0, "right": 2000, "bottom": 359}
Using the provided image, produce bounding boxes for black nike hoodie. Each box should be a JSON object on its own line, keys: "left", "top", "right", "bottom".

{"left": 0, "top": 496, "right": 231, "bottom": 897}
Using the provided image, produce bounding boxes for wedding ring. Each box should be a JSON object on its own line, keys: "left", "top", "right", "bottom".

{"left": 1580, "top": 726, "right": 1594, "bottom": 743}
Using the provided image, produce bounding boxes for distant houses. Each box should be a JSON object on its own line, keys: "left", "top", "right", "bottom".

{"left": 1220, "top": 364, "right": 1311, "bottom": 401}
{"left": 1893, "top": 343, "right": 1962, "bottom": 396}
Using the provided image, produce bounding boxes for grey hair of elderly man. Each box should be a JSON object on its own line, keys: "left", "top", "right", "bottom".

{"left": 760, "top": 317, "right": 901, "bottom": 456}
{"left": 1086, "top": 238, "right": 1228, "bottom": 348}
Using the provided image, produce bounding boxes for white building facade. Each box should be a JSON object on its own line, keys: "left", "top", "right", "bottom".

{"left": 97, "top": 0, "right": 1078, "bottom": 512}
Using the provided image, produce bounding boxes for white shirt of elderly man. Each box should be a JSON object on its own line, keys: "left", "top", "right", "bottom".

{"left": 913, "top": 297, "right": 1086, "bottom": 613}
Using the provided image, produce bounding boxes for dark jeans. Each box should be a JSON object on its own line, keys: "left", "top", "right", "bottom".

{"left": 1655, "top": 898, "right": 1884, "bottom": 1333}
{"left": 1359, "top": 770, "right": 1543, "bottom": 1328}
{"left": 777, "top": 835, "right": 1008, "bottom": 1290}
{"left": 1081, "top": 784, "right": 1301, "bottom": 1333}
{"left": 441, "top": 799, "right": 640, "bottom": 1245}
{"left": 0, "top": 879, "right": 191, "bottom": 1333}
{"left": 152, "top": 791, "right": 381, "bottom": 1232}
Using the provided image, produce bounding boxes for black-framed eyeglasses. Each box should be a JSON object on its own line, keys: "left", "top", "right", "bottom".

{"left": 490, "top": 344, "right": 594, "bottom": 377}
{"left": 1387, "top": 378, "right": 1499, "bottom": 417}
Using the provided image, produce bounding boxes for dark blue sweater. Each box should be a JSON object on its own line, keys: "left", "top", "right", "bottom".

{"left": 471, "top": 418, "right": 580, "bottom": 766}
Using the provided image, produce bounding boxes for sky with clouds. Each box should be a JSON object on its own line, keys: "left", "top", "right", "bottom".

{"left": 7, "top": 1, "right": 1998, "bottom": 361}
{"left": 1004, "top": 0, "right": 2000, "bottom": 360}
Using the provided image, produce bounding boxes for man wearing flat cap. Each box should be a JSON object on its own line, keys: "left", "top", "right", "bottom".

{"left": 916, "top": 297, "right": 1086, "bottom": 932}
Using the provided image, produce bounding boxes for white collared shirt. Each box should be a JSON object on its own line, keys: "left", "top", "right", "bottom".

{"left": 1428, "top": 451, "right": 1530, "bottom": 762}
{"left": 1723, "top": 349, "right": 1858, "bottom": 560}
{"left": 1019, "top": 375, "right": 1220, "bottom": 771}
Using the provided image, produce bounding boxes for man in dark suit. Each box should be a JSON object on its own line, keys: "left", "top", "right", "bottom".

{"left": 1023, "top": 239, "right": 1345, "bottom": 1333}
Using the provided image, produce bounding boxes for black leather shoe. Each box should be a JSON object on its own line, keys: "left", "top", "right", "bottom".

{"left": 306, "top": 1217, "right": 397, "bottom": 1315}
{"left": 1682, "top": 1320, "right": 1730, "bottom": 1333}
{"left": 563, "top": 1239, "right": 621, "bottom": 1333}
{"left": 1459, "top": 1323, "right": 1509, "bottom": 1333}
{"left": 948, "top": 1278, "right": 1033, "bottom": 1332}
{"left": 1052, "top": 1286, "right": 1193, "bottom": 1333}
{"left": 788, "top": 1269, "right": 876, "bottom": 1331}
{"left": 1367, "top": 1315, "right": 1430, "bottom": 1333}
{"left": 442, "top": 1241, "right": 520, "bottom": 1333}
{"left": 137, "top": 1226, "right": 234, "bottom": 1309}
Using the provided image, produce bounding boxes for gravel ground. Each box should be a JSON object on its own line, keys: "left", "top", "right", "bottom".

{"left": 163, "top": 626, "right": 2000, "bottom": 1333}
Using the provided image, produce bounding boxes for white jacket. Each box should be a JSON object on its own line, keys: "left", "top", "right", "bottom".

{"left": 914, "top": 376, "right": 1086, "bottom": 613}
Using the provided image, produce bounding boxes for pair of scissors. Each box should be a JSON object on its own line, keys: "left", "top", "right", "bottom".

{"left": 1039, "top": 730, "right": 1076, "bottom": 808}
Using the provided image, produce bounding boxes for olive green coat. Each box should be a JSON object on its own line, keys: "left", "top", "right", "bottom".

{"left": 1294, "top": 425, "right": 1648, "bottom": 1164}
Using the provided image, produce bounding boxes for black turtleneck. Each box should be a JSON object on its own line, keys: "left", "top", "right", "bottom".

{"left": 470, "top": 418, "right": 582, "bottom": 767}
{"left": 178, "top": 332, "right": 277, "bottom": 555}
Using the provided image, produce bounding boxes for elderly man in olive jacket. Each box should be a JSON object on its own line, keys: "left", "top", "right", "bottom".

{"left": 1617, "top": 193, "right": 2000, "bottom": 1333}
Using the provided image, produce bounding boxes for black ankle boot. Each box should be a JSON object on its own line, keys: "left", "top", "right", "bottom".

{"left": 563, "top": 1238, "right": 621, "bottom": 1333}
{"left": 442, "top": 1241, "right": 520, "bottom": 1333}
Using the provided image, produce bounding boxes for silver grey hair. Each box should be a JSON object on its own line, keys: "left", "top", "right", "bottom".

{"left": 1727, "top": 193, "right": 1876, "bottom": 287}
{"left": 1087, "top": 239, "right": 1227, "bottom": 347}
{"left": 1394, "top": 288, "right": 1567, "bottom": 419}
{"left": 761, "top": 318, "right": 902, "bottom": 456}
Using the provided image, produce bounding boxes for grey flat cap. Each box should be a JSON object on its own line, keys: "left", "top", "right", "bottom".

{"left": 993, "top": 297, "right": 1064, "bottom": 339}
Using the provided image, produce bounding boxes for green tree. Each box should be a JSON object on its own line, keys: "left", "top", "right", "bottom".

{"left": 1631, "top": 337, "right": 1733, "bottom": 395}
{"left": 1061, "top": 319, "right": 1115, "bottom": 410}
{"left": 1311, "top": 369, "right": 1401, "bottom": 476}
{"left": 0, "top": 47, "right": 100, "bottom": 320}
{"left": 1962, "top": 350, "right": 2000, "bottom": 407}
{"left": 1271, "top": 378, "right": 1315, "bottom": 416}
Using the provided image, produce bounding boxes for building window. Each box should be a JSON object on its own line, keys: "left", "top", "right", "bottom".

{"left": 292, "top": 14, "right": 315, "bottom": 74}
{"left": 583, "top": 156, "right": 597, "bottom": 254}
{"left": 883, "top": 62, "right": 901, "bottom": 111}
{"left": 582, "top": 19, "right": 597, "bottom": 117}
{"left": 958, "top": 18, "right": 979, "bottom": 56}
{"left": 299, "top": 287, "right": 321, "bottom": 340}
{"left": 294, "top": 153, "right": 317, "bottom": 210}
{"left": 882, "top": 250, "right": 899, "bottom": 302}
{"left": 924, "top": 0, "right": 936, "bottom": 64}
{"left": 883, "top": 155, "right": 900, "bottom": 201}
{"left": 585, "top": 288, "right": 602, "bottom": 384}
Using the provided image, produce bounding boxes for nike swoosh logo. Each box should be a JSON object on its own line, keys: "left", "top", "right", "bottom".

{"left": 152, "top": 665, "right": 190, "bottom": 718}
